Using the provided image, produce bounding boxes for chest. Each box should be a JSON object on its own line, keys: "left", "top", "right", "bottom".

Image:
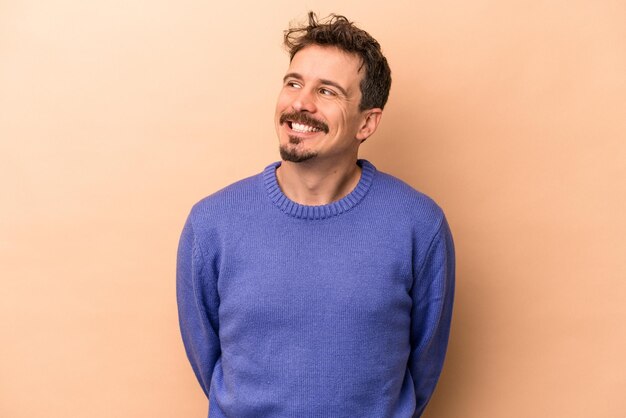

{"left": 215, "top": 220, "right": 414, "bottom": 329}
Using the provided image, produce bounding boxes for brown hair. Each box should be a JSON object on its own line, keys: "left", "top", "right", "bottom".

{"left": 284, "top": 12, "right": 392, "bottom": 111}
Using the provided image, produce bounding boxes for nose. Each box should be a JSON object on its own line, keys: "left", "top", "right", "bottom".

{"left": 291, "top": 88, "right": 317, "bottom": 113}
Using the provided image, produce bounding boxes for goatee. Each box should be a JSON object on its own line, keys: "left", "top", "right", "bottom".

{"left": 279, "top": 135, "right": 318, "bottom": 163}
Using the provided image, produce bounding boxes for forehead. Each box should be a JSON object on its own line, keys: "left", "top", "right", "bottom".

{"left": 288, "top": 45, "right": 364, "bottom": 88}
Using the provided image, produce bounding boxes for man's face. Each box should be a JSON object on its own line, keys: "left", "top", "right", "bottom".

{"left": 275, "top": 44, "right": 374, "bottom": 164}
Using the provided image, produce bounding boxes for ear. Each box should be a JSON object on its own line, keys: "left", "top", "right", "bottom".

{"left": 356, "top": 108, "right": 383, "bottom": 143}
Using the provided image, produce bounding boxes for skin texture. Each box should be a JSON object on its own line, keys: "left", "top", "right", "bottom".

{"left": 274, "top": 44, "right": 383, "bottom": 205}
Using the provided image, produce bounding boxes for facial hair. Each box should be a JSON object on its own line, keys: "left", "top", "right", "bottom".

{"left": 278, "top": 111, "right": 327, "bottom": 163}
{"left": 279, "top": 135, "right": 318, "bottom": 163}
{"left": 279, "top": 111, "right": 329, "bottom": 134}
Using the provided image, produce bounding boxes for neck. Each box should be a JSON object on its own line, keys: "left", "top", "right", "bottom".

{"left": 276, "top": 158, "right": 362, "bottom": 206}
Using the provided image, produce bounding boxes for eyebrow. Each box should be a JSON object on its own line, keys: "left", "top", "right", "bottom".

{"left": 283, "top": 72, "right": 349, "bottom": 97}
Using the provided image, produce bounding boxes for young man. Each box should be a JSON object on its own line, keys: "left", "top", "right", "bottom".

{"left": 177, "top": 13, "right": 455, "bottom": 418}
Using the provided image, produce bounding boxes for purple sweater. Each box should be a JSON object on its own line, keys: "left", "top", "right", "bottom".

{"left": 177, "top": 160, "right": 455, "bottom": 417}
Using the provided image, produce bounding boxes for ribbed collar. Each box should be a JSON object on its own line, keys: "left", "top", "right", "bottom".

{"left": 263, "top": 160, "right": 376, "bottom": 220}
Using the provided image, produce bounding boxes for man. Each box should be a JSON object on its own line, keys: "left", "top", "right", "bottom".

{"left": 177, "top": 12, "right": 455, "bottom": 418}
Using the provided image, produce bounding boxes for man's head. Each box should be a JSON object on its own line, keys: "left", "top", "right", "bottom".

{"left": 284, "top": 12, "right": 392, "bottom": 112}
{"left": 275, "top": 13, "right": 392, "bottom": 164}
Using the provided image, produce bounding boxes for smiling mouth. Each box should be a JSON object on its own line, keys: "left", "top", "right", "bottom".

{"left": 280, "top": 112, "right": 329, "bottom": 134}
{"left": 289, "top": 122, "right": 323, "bottom": 133}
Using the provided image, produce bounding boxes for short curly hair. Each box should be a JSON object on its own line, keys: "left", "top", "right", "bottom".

{"left": 284, "top": 12, "right": 392, "bottom": 111}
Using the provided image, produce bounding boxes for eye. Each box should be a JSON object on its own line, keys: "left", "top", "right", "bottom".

{"left": 319, "top": 87, "right": 336, "bottom": 96}
{"left": 286, "top": 80, "right": 302, "bottom": 89}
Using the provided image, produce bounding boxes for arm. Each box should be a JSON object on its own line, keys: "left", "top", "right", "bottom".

{"left": 176, "top": 216, "right": 221, "bottom": 398}
{"left": 409, "top": 217, "right": 455, "bottom": 417}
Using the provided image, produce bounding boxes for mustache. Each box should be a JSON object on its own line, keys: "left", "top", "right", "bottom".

{"left": 279, "top": 112, "right": 329, "bottom": 134}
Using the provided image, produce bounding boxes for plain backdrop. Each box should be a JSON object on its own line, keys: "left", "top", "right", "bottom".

{"left": 1, "top": 1, "right": 625, "bottom": 417}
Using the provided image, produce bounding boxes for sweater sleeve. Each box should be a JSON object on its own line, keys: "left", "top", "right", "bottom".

{"left": 176, "top": 215, "right": 221, "bottom": 398}
{"left": 409, "top": 217, "right": 455, "bottom": 417}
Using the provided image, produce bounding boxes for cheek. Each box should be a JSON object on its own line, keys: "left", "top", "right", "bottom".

{"left": 276, "top": 90, "right": 294, "bottom": 109}
{"left": 337, "top": 109, "right": 357, "bottom": 131}
{"left": 275, "top": 98, "right": 289, "bottom": 122}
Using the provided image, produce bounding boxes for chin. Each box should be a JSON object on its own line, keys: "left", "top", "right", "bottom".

{"left": 279, "top": 145, "right": 318, "bottom": 163}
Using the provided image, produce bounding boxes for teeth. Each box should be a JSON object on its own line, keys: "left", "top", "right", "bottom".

{"left": 291, "top": 122, "right": 320, "bottom": 133}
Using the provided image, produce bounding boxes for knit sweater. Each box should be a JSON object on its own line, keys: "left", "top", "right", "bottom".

{"left": 176, "top": 160, "right": 455, "bottom": 418}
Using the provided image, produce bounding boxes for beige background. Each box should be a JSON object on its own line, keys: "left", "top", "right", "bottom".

{"left": 1, "top": 1, "right": 625, "bottom": 417}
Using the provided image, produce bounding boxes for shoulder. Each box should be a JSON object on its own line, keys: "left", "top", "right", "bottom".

{"left": 187, "top": 170, "right": 264, "bottom": 229}
{"left": 368, "top": 166, "right": 453, "bottom": 264}
{"left": 370, "top": 167, "right": 445, "bottom": 229}
{"left": 194, "top": 174, "right": 258, "bottom": 209}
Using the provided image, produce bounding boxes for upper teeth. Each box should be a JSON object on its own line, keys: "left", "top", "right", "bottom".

{"left": 292, "top": 122, "right": 320, "bottom": 133}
